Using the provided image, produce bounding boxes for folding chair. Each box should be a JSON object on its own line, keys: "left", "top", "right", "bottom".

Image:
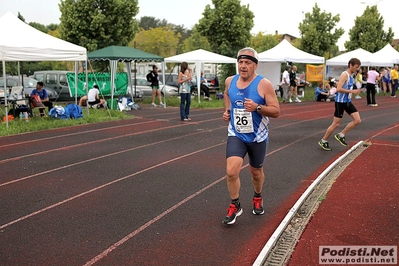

{"left": 27, "top": 96, "right": 47, "bottom": 117}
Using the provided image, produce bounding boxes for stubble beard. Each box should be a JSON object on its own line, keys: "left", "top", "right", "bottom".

{"left": 240, "top": 70, "right": 256, "bottom": 82}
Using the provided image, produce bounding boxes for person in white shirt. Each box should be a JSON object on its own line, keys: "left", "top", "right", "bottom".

{"left": 87, "top": 84, "right": 107, "bottom": 108}
{"left": 281, "top": 66, "right": 291, "bottom": 103}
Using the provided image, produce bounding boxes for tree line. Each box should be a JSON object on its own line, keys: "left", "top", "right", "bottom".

{"left": 7, "top": 0, "right": 396, "bottom": 78}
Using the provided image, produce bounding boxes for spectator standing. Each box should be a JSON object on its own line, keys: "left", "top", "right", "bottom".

{"left": 318, "top": 58, "right": 362, "bottom": 151}
{"left": 221, "top": 47, "right": 280, "bottom": 225}
{"left": 366, "top": 67, "right": 381, "bottom": 106}
{"left": 289, "top": 65, "right": 301, "bottom": 102}
{"left": 355, "top": 69, "right": 363, "bottom": 99}
{"left": 148, "top": 65, "right": 165, "bottom": 107}
{"left": 281, "top": 66, "right": 291, "bottom": 103}
{"left": 30, "top": 81, "right": 53, "bottom": 111}
{"left": 382, "top": 67, "right": 392, "bottom": 95}
{"left": 178, "top": 62, "right": 192, "bottom": 121}
{"left": 391, "top": 65, "right": 398, "bottom": 98}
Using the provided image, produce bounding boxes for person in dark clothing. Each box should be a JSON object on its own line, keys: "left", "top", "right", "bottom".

{"left": 289, "top": 65, "right": 301, "bottom": 103}
{"left": 200, "top": 72, "right": 212, "bottom": 100}
{"left": 148, "top": 65, "right": 165, "bottom": 107}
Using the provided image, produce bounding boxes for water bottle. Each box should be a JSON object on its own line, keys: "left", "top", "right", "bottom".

{"left": 21, "top": 112, "right": 25, "bottom": 119}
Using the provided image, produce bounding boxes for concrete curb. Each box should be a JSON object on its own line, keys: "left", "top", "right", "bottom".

{"left": 252, "top": 141, "right": 364, "bottom": 266}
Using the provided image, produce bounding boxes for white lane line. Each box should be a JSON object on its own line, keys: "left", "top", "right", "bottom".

{"left": 0, "top": 117, "right": 222, "bottom": 165}
{"left": 0, "top": 143, "right": 224, "bottom": 231}
{"left": 81, "top": 131, "right": 323, "bottom": 265}
{"left": 0, "top": 125, "right": 226, "bottom": 188}
{"left": 82, "top": 176, "right": 226, "bottom": 266}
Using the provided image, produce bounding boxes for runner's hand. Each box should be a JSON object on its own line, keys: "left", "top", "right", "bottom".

{"left": 223, "top": 110, "right": 230, "bottom": 122}
{"left": 244, "top": 98, "right": 255, "bottom": 112}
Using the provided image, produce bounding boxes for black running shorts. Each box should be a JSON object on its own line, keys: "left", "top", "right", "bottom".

{"left": 334, "top": 102, "right": 358, "bottom": 118}
{"left": 226, "top": 136, "right": 268, "bottom": 168}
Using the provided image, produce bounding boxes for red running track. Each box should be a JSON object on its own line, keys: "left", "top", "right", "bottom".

{"left": 288, "top": 123, "right": 399, "bottom": 265}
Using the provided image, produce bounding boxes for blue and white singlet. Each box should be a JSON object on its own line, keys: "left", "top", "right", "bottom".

{"left": 227, "top": 74, "right": 270, "bottom": 143}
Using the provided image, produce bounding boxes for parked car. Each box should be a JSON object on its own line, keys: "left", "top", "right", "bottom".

{"left": 125, "top": 85, "right": 144, "bottom": 99}
{"left": 33, "top": 70, "right": 71, "bottom": 101}
{"left": 158, "top": 73, "right": 196, "bottom": 89}
{"left": 0, "top": 76, "right": 58, "bottom": 101}
{"left": 204, "top": 73, "right": 219, "bottom": 87}
{"left": 127, "top": 77, "right": 178, "bottom": 97}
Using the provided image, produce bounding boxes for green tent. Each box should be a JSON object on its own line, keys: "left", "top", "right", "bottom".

{"left": 87, "top": 46, "right": 165, "bottom": 108}
{"left": 87, "top": 46, "right": 163, "bottom": 62}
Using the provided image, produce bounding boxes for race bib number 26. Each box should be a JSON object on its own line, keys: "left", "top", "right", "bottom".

{"left": 233, "top": 108, "right": 254, "bottom": 133}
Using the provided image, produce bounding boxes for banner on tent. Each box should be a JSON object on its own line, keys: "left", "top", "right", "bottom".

{"left": 66, "top": 72, "right": 128, "bottom": 96}
{"left": 306, "top": 65, "right": 325, "bottom": 82}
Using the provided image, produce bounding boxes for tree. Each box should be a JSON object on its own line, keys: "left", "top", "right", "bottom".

{"left": 181, "top": 26, "right": 211, "bottom": 53}
{"left": 249, "top": 32, "right": 279, "bottom": 53}
{"left": 299, "top": 3, "right": 344, "bottom": 57}
{"left": 138, "top": 16, "right": 192, "bottom": 54}
{"left": 138, "top": 16, "right": 169, "bottom": 30}
{"left": 59, "top": 0, "right": 139, "bottom": 52}
{"left": 345, "top": 5, "right": 394, "bottom": 53}
{"left": 131, "top": 27, "right": 180, "bottom": 58}
{"left": 17, "top": 12, "right": 25, "bottom": 22}
{"left": 197, "top": 0, "right": 254, "bottom": 57}
{"left": 197, "top": 0, "right": 254, "bottom": 80}
{"left": 28, "top": 22, "right": 48, "bottom": 33}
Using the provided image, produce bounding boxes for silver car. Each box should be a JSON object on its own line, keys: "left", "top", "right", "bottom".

{"left": 128, "top": 77, "right": 178, "bottom": 97}
{"left": 0, "top": 76, "right": 58, "bottom": 101}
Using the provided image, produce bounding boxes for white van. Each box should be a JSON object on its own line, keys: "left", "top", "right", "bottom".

{"left": 33, "top": 70, "right": 71, "bottom": 100}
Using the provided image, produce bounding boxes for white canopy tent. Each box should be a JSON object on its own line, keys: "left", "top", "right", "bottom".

{"left": 164, "top": 49, "right": 236, "bottom": 102}
{"left": 326, "top": 48, "right": 373, "bottom": 66}
{"left": 258, "top": 39, "right": 325, "bottom": 64}
{"left": 0, "top": 12, "right": 87, "bottom": 126}
{"left": 0, "top": 12, "right": 87, "bottom": 61}
{"left": 325, "top": 48, "right": 374, "bottom": 79}
{"left": 369, "top": 44, "right": 399, "bottom": 66}
{"left": 257, "top": 39, "right": 325, "bottom": 91}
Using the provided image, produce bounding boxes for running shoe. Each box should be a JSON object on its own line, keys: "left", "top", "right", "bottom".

{"left": 151, "top": 103, "right": 157, "bottom": 107}
{"left": 335, "top": 134, "right": 348, "bottom": 146}
{"left": 160, "top": 102, "right": 165, "bottom": 107}
{"left": 294, "top": 98, "right": 301, "bottom": 103}
{"left": 222, "top": 204, "right": 243, "bottom": 225}
{"left": 289, "top": 98, "right": 293, "bottom": 103}
{"left": 318, "top": 140, "right": 332, "bottom": 151}
{"left": 252, "top": 197, "right": 265, "bottom": 215}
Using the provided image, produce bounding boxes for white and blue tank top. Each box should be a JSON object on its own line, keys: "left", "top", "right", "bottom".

{"left": 335, "top": 71, "right": 354, "bottom": 103}
{"left": 227, "top": 74, "right": 270, "bottom": 143}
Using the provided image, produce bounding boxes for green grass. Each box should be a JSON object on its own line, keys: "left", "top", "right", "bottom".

{"left": 0, "top": 106, "right": 131, "bottom": 137}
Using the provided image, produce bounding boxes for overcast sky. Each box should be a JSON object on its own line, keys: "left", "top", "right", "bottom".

{"left": 1, "top": 0, "right": 397, "bottom": 51}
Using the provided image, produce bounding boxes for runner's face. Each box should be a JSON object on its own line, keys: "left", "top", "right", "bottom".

{"left": 237, "top": 52, "right": 257, "bottom": 80}
{"left": 350, "top": 64, "right": 360, "bottom": 74}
